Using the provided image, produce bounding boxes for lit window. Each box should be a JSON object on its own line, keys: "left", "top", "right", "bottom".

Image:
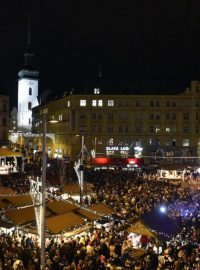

{"left": 98, "top": 100, "right": 103, "bottom": 107}
{"left": 108, "top": 100, "right": 114, "bottom": 106}
{"left": 92, "top": 100, "right": 97, "bottom": 106}
{"left": 155, "top": 126, "right": 160, "bottom": 133}
{"left": 80, "top": 100, "right": 86, "bottom": 106}
{"left": 67, "top": 101, "right": 70, "bottom": 107}
{"left": 166, "top": 127, "right": 170, "bottom": 133}
{"left": 108, "top": 138, "right": 114, "bottom": 145}
{"left": 183, "top": 139, "right": 189, "bottom": 146}
{"left": 58, "top": 114, "right": 63, "bottom": 121}
{"left": 94, "top": 88, "right": 100, "bottom": 94}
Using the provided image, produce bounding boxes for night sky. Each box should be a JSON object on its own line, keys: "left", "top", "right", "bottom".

{"left": 1, "top": 1, "right": 200, "bottom": 106}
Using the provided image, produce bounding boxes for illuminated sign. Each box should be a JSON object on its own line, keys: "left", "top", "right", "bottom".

{"left": 106, "top": 146, "right": 129, "bottom": 151}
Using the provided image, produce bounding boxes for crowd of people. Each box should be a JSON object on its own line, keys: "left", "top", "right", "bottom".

{"left": 0, "top": 167, "right": 200, "bottom": 269}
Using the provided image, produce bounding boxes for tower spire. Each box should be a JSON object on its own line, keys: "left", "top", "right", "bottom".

{"left": 27, "top": 12, "right": 31, "bottom": 47}
{"left": 24, "top": 12, "right": 34, "bottom": 68}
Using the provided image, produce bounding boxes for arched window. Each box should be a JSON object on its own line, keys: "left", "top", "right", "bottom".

{"left": 28, "top": 102, "right": 32, "bottom": 110}
{"left": 29, "top": 87, "right": 32, "bottom": 95}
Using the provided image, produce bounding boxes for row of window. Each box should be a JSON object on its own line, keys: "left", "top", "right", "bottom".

{"left": 79, "top": 112, "right": 196, "bottom": 121}
{"left": 78, "top": 125, "right": 197, "bottom": 134}
{"left": 79, "top": 99, "right": 194, "bottom": 107}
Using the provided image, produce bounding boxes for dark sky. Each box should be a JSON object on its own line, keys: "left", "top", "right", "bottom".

{"left": 1, "top": 0, "right": 200, "bottom": 106}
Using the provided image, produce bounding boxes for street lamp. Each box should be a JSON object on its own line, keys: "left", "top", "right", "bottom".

{"left": 40, "top": 114, "right": 57, "bottom": 270}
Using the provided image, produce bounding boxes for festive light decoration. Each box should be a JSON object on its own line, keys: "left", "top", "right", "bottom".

{"left": 30, "top": 177, "right": 42, "bottom": 238}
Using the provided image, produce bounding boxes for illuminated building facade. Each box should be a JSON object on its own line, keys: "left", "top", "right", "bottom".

{"left": 32, "top": 80, "right": 200, "bottom": 165}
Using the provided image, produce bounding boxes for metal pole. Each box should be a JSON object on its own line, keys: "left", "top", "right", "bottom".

{"left": 94, "top": 137, "right": 97, "bottom": 158}
{"left": 40, "top": 114, "right": 46, "bottom": 270}
{"left": 80, "top": 135, "right": 84, "bottom": 204}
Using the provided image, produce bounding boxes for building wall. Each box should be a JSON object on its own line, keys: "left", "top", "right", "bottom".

{"left": 18, "top": 78, "right": 39, "bottom": 132}
{"left": 0, "top": 95, "right": 9, "bottom": 143}
{"left": 32, "top": 80, "right": 200, "bottom": 164}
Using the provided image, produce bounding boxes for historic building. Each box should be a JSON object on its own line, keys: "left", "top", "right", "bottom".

{"left": 17, "top": 22, "right": 39, "bottom": 132}
{"left": 32, "top": 80, "right": 200, "bottom": 165}
{"left": 0, "top": 95, "right": 9, "bottom": 144}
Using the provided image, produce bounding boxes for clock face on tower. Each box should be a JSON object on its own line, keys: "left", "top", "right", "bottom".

{"left": 28, "top": 81, "right": 33, "bottom": 86}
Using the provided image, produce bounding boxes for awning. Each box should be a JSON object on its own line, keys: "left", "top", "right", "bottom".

{"left": 6, "top": 206, "right": 35, "bottom": 225}
{"left": 87, "top": 203, "right": 114, "bottom": 216}
{"left": 46, "top": 212, "right": 84, "bottom": 234}
{"left": 46, "top": 201, "right": 78, "bottom": 214}
{"left": 0, "top": 200, "right": 7, "bottom": 209}
{"left": 128, "top": 220, "right": 156, "bottom": 238}
{"left": 76, "top": 208, "right": 101, "bottom": 221}
{"left": 0, "top": 148, "right": 22, "bottom": 157}
{"left": 63, "top": 184, "right": 80, "bottom": 194}
{"left": 3, "top": 195, "right": 32, "bottom": 206}
{"left": 0, "top": 188, "right": 15, "bottom": 195}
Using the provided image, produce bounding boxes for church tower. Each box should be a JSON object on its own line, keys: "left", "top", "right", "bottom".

{"left": 17, "top": 14, "right": 39, "bottom": 132}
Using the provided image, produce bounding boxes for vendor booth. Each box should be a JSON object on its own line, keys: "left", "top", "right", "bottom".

{"left": 0, "top": 148, "right": 22, "bottom": 174}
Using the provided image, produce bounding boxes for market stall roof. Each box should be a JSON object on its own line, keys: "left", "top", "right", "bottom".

{"left": 0, "top": 188, "right": 15, "bottom": 195}
{"left": 0, "top": 200, "right": 7, "bottom": 209}
{"left": 128, "top": 220, "right": 156, "bottom": 238}
{"left": 0, "top": 148, "right": 22, "bottom": 157}
{"left": 141, "top": 209, "right": 179, "bottom": 239}
{"left": 64, "top": 224, "right": 92, "bottom": 238}
{"left": 76, "top": 208, "right": 102, "bottom": 221}
{"left": 62, "top": 183, "right": 93, "bottom": 194}
{"left": 5, "top": 206, "right": 35, "bottom": 225}
{"left": 2, "top": 195, "right": 32, "bottom": 206}
{"left": 87, "top": 203, "right": 114, "bottom": 216}
{"left": 63, "top": 184, "right": 80, "bottom": 194}
{"left": 46, "top": 211, "right": 84, "bottom": 234}
{"left": 46, "top": 201, "right": 78, "bottom": 214}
